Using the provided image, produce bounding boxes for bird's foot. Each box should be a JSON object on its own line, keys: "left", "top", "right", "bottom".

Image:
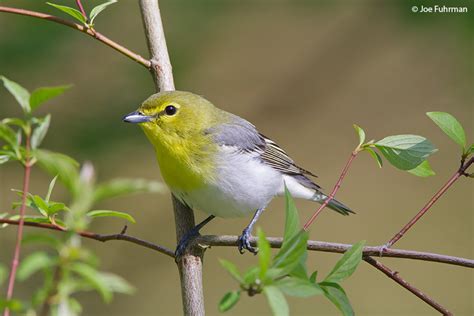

{"left": 238, "top": 229, "right": 258, "bottom": 254}
{"left": 175, "top": 227, "right": 201, "bottom": 260}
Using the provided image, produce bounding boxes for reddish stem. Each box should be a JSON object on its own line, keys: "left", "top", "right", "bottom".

{"left": 385, "top": 156, "right": 473, "bottom": 248}
{"left": 364, "top": 257, "right": 452, "bottom": 315}
{"left": 75, "top": 0, "right": 87, "bottom": 19}
{"left": 3, "top": 135, "right": 31, "bottom": 316}
{"left": 303, "top": 150, "right": 358, "bottom": 230}
{"left": 0, "top": 6, "right": 150, "bottom": 68}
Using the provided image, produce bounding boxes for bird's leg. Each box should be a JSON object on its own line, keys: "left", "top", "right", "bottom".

{"left": 175, "top": 215, "right": 215, "bottom": 258}
{"left": 238, "top": 207, "right": 265, "bottom": 254}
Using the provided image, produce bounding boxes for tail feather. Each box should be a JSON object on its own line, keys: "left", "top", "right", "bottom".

{"left": 326, "top": 197, "right": 354, "bottom": 216}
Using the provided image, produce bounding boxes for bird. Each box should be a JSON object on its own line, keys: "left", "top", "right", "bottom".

{"left": 123, "top": 91, "right": 353, "bottom": 256}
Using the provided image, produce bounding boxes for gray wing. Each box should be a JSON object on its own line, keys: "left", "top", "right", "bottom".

{"left": 205, "top": 115, "right": 320, "bottom": 190}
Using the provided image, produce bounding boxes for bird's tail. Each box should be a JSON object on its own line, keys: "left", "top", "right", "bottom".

{"left": 312, "top": 193, "right": 354, "bottom": 216}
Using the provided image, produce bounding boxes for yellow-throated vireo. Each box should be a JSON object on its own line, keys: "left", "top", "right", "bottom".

{"left": 123, "top": 91, "right": 352, "bottom": 256}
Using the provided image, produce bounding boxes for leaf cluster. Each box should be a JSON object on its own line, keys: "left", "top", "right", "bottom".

{"left": 0, "top": 76, "right": 166, "bottom": 314}
{"left": 47, "top": 1, "right": 117, "bottom": 28}
{"left": 219, "top": 188, "right": 365, "bottom": 316}
{"left": 353, "top": 111, "right": 472, "bottom": 178}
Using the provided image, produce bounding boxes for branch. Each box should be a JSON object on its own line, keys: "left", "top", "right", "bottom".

{"left": 0, "top": 6, "right": 151, "bottom": 68}
{"left": 385, "top": 156, "right": 474, "bottom": 248}
{"left": 0, "top": 219, "right": 174, "bottom": 258}
{"left": 364, "top": 257, "right": 452, "bottom": 315}
{"left": 4, "top": 133, "right": 32, "bottom": 316}
{"left": 139, "top": 2, "right": 205, "bottom": 315}
{"left": 197, "top": 235, "right": 474, "bottom": 268}
{"left": 2, "top": 219, "right": 473, "bottom": 268}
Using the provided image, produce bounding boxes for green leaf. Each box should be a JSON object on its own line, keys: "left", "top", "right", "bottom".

{"left": 275, "top": 277, "right": 323, "bottom": 297}
{"left": 47, "top": 202, "right": 67, "bottom": 215}
{"left": 96, "top": 272, "right": 135, "bottom": 295}
{"left": 0, "top": 264, "right": 6, "bottom": 286}
{"left": 272, "top": 230, "right": 308, "bottom": 277}
{"left": 89, "top": 0, "right": 117, "bottom": 25}
{"left": 93, "top": 178, "right": 166, "bottom": 202}
{"left": 22, "top": 233, "right": 61, "bottom": 247}
{"left": 70, "top": 263, "right": 112, "bottom": 303}
{"left": 32, "top": 195, "right": 49, "bottom": 217}
{"left": 309, "top": 271, "right": 318, "bottom": 283}
{"left": 353, "top": 124, "right": 366, "bottom": 148}
{"left": 0, "top": 299, "right": 23, "bottom": 313}
{"left": 365, "top": 147, "right": 383, "bottom": 168}
{"left": 289, "top": 259, "right": 308, "bottom": 280}
{"left": 375, "top": 135, "right": 437, "bottom": 170}
{"left": 320, "top": 282, "right": 354, "bottom": 316}
{"left": 218, "top": 291, "right": 240, "bottom": 312}
{"left": 45, "top": 175, "right": 58, "bottom": 202}
{"left": 1, "top": 76, "right": 30, "bottom": 113}
{"left": 87, "top": 210, "right": 136, "bottom": 223}
{"left": 0, "top": 123, "right": 18, "bottom": 149}
{"left": 36, "top": 149, "right": 79, "bottom": 195}
{"left": 243, "top": 267, "right": 259, "bottom": 285}
{"left": 257, "top": 228, "right": 271, "bottom": 279}
{"left": 282, "top": 186, "right": 300, "bottom": 247}
{"left": 407, "top": 160, "right": 435, "bottom": 177}
{"left": 31, "top": 114, "right": 51, "bottom": 149}
{"left": 219, "top": 259, "right": 244, "bottom": 284}
{"left": 7, "top": 215, "right": 59, "bottom": 225}
{"left": 47, "top": 2, "right": 87, "bottom": 24}
{"left": 467, "top": 144, "right": 474, "bottom": 155}
{"left": 324, "top": 240, "right": 365, "bottom": 283}
{"left": 427, "top": 112, "right": 466, "bottom": 149}
{"left": 263, "top": 286, "right": 289, "bottom": 316}
{"left": 0, "top": 155, "right": 10, "bottom": 165}
{"left": 18, "top": 252, "right": 55, "bottom": 281}
{"left": 29, "top": 85, "right": 72, "bottom": 111}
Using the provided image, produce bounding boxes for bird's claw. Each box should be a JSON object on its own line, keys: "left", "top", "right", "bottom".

{"left": 175, "top": 228, "right": 200, "bottom": 260}
{"left": 238, "top": 229, "right": 258, "bottom": 254}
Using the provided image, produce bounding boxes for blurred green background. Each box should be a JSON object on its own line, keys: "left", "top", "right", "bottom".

{"left": 1, "top": 0, "right": 472, "bottom": 315}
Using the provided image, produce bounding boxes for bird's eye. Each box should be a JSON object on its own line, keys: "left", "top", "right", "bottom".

{"left": 164, "top": 105, "right": 177, "bottom": 116}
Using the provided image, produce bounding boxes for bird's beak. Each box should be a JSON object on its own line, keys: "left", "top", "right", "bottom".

{"left": 122, "top": 110, "right": 153, "bottom": 123}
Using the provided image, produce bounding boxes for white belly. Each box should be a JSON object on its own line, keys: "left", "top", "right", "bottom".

{"left": 173, "top": 148, "right": 283, "bottom": 218}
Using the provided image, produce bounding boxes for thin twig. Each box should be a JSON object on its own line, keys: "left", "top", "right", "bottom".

{"left": 364, "top": 257, "right": 452, "bottom": 315}
{"left": 0, "top": 6, "right": 150, "bottom": 68}
{"left": 303, "top": 150, "right": 358, "bottom": 230}
{"left": 75, "top": 0, "right": 87, "bottom": 20}
{"left": 0, "top": 218, "right": 175, "bottom": 258}
{"left": 385, "top": 156, "right": 474, "bottom": 248}
{"left": 2, "top": 219, "right": 472, "bottom": 268}
{"left": 4, "top": 135, "right": 32, "bottom": 316}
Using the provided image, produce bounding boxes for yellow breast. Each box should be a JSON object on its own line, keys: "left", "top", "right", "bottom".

{"left": 145, "top": 129, "right": 217, "bottom": 192}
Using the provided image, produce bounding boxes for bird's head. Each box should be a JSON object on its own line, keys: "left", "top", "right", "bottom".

{"left": 123, "top": 91, "right": 221, "bottom": 148}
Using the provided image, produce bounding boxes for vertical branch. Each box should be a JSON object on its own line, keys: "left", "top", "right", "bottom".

{"left": 4, "top": 134, "right": 32, "bottom": 316}
{"left": 138, "top": 1, "right": 205, "bottom": 315}
{"left": 138, "top": 0, "right": 174, "bottom": 92}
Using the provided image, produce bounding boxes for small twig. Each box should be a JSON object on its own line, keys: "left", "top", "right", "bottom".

{"left": 385, "top": 156, "right": 474, "bottom": 248}
{"left": 364, "top": 257, "right": 452, "bottom": 315}
{"left": 0, "top": 6, "right": 150, "bottom": 68}
{"left": 75, "top": 0, "right": 87, "bottom": 20}
{"left": 4, "top": 135, "right": 32, "bottom": 316}
{"left": 303, "top": 150, "right": 358, "bottom": 230}
{"left": 0, "top": 218, "right": 175, "bottom": 258}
